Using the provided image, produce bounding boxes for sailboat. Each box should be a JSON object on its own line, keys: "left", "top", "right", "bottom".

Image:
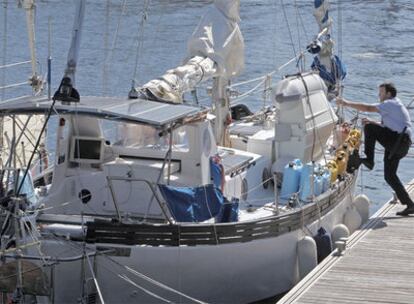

{"left": 0, "top": 0, "right": 370, "bottom": 303}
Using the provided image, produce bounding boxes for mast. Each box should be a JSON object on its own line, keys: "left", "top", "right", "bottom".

{"left": 53, "top": 0, "right": 86, "bottom": 102}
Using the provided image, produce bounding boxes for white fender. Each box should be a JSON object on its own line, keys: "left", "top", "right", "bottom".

{"left": 353, "top": 194, "right": 370, "bottom": 224}
{"left": 331, "top": 224, "right": 350, "bottom": 248}
{"left": 297, "top": 236, "right": 317, "bottom": 280}
{"left": 343, "top": 205, "right": 362, "bottom": 234}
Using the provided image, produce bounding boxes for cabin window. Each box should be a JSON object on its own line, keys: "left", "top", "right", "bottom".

{"left": 101, "top": 120, "right": 189, "bottom": 152}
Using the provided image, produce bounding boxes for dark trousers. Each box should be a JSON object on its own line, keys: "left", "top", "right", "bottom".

{"left": 364, "top": 123, "right": 413, "bottom": 206}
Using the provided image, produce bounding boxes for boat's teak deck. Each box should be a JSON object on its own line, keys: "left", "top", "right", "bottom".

{"left": 278, "top": 179, "right": 414, "bottom": 304}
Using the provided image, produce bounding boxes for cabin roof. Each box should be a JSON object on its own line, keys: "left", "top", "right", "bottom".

{"left": 0, "top": 96, "right": 202, "bottom": 127}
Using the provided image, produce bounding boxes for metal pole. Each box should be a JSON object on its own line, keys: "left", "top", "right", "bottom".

{"left": 167, "top": 124, "right": 173, "bottom": 185}
{"left": 273, "top": 173, "right": 279, "bottom": 215}
{"left": 1, "top": 0, "right": 8, "bottom": 101}
{"left": 13, "top": 198, "right": 24, "bottom": 303}
{"left": 21, "top": 142, "right": 26, "bottom": 167}
{"left": 311, "top": 161, "right": 315, "bottom": 202}
{"left": 48, "top": 17, "right": 52, "bottom": 100}
{"left": 12, "top": 115, "right": 17, "bottom": 170}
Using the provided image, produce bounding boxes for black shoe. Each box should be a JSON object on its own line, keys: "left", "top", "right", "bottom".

{"left": 361, "top": 158, "right": 374, "bottom": 170}
{"left": 396, "top": 205, "right": 414, "bottom": 216}
{"left": 347, "top": 150, "right": 362, "bottom": 173}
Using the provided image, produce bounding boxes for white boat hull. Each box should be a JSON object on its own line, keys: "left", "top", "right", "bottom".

{"left": 34, "top": 188, "right": 353, "bottom": 304}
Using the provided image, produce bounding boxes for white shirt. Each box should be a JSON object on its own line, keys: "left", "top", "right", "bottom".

{"left": 374, "top": 97, "right": 412, "bottom": 138}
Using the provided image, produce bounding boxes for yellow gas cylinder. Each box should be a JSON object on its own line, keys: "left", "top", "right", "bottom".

{"left": 336, "top": 155, "right": 347, "bottom": 176}
{"left": 342, "top": 142, "right": 352, "bottom": 154}
{"left": 349, "top": 128, "right": 362, "bottom": 140}
{"left": 336, "top": 149, "right": 349, "bottom": 163}
{"left": 345, "top": 136, "right": 357, "bottom": 150}
{"left": 327, "top": 160, "right": 338, "bottom": 183}
{"left": 348, "top": 135, "right": 361, "bottom": 150}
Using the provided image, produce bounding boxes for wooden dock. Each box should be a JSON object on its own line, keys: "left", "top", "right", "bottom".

{"left": 278, "top": 179, "right": 414, "bottom": 304}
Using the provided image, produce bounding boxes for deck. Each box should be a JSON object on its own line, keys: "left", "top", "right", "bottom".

{"left": 278, "top": 179, "right": 414, "bottom": 304}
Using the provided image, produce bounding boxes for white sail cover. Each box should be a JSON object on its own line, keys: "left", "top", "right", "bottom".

{"left": 187, "top": 0, "right": 244, "bottom": 78}
{"left": 140, "top": 0, "right": 244, "bottom": 104}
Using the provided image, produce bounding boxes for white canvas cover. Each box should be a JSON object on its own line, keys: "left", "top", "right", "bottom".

{"left": 187, "top": 0, "right": 244, "bottom": 78}
{"left": 140, "top": 0, "right": 244, "bottom": 104}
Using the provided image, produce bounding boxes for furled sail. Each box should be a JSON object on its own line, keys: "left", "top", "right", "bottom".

{"left": 137, "top": 0, "right": 244, "bottom": 104}
{"left": 309, "top": 0, "right": 346, "bottom": 96}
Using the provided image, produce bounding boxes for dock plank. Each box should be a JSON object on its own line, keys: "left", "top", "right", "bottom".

{"left": 278, "top": 179, "right": 414, "bottom": 304}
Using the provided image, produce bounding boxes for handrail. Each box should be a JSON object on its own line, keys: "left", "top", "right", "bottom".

{"left": 106, "top": 176, "right": 174, "bottom": 225}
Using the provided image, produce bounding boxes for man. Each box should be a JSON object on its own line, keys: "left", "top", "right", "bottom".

{"left": 337, "top": 82, "right": 414, "bottom": 216}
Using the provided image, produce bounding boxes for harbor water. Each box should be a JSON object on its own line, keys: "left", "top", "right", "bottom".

{"left": 1, "top": 0, "right": 414, "bottom": 215}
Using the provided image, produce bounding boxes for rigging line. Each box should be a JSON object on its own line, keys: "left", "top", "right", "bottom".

{"left": 299, "top": 75, "right": 316, "bottom": 161}
{"left": 118, "top": 274, "right": 173, "bottom": 303}
{"left": 132, "top": 0, "right": 151, "bottom": 85}
{"left": 15, "top": 115, "right": 39, "bottom": 143}
{"left": 104, "top": 0, "right": 128, "bottom": 72}
{"left": 177, "top": 223, "right": 183, "bottom": 304}
{"left": 0, "top": 60, "right": 31, "bottom": 69}
{"left": 406, "top": 98, "right": 414, "bottom": 109}
{"left": 45, "top": 231, "right": 206, "bottom": 304}
{"left": 45, "top": 235, "right": 165, "bottom": 302}
{"left": 144, "top": 0, "right": 169, "bottom": 61}
{"left": 0, "top": 81, "right": 31, "bottom": 90}
{"left": 17, "top": 98, "right": 57, "bottom": 196}
{"left": 0, "top": 207, "right": 43, "bottom": 261}
{"left": 85, "top": 253, "right": 106, "bottom": 304}
{"left": 102, "top": 0, "right": 111, "bottom": 95}
{"left": 337, "top": 0, "right": 343, "bottom": 60}
{"left": 201, "top": 185, "right": 219, "bottom": 245}
{"left": 21, "top": 215, "right": 49, "bottom": 265}
{"left": 230, "top": 78, "right": 267, "bottom": 105}
{"left": 240, "top": 176, "right": 274, "bottom": 197}
{"left": 1, "top": 115, "right": 33, "bottom": 171}
{"left": 1, "top": 0, "right": 7, "bottom": 102}
{"left": 229, "top": 75, "right": 267, "bottom": 88}
{"left": 294, "top": 0, "right": 303, "bottom": 72}
{"left": 54, "top": 238, "right": 169, "bottom": 302}
{"left": 124, "top": 265, "right": 207, "bottom": 304}
{"left": 280, "top": 0, "right": 298, "bottom": 68}
{"left": 270, "top": 0, "right": 278, "bottom": 68}
{"left": 295, "top": 1, "right": 309, "bottom": 43}
{"left": 0, "top": 95, "right": 32, "bottom": 104}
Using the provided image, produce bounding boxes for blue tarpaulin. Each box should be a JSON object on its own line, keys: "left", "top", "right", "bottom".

{"left": 158, "top": 184, "right": 238, "bottom": 223}
{"left": 216, "top": 198, "right": 239, "bottom": 223}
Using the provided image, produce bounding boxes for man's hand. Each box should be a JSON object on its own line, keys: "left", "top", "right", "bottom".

{"left": 336, "top": 97, "right": 347, "bottom": 106}
{"left": 361, "top": 117, "right": 379, "bottom": 126}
